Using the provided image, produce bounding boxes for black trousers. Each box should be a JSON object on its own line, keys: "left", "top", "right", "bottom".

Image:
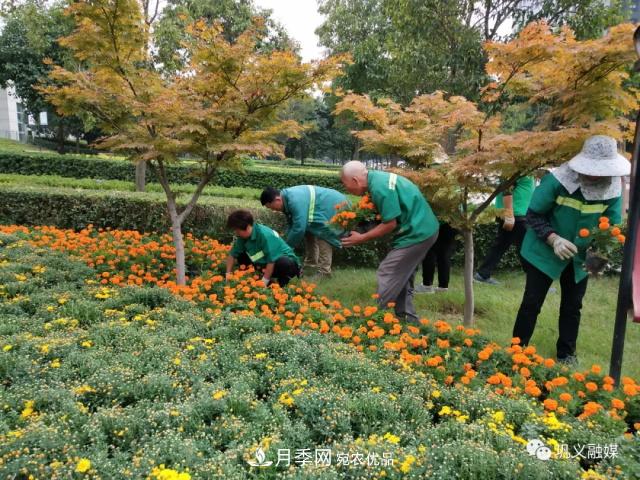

{"left": 512, "top": 260, "right": 588, "bottom": 359}
{"left": 422, "top": 223, "right": 458, "bottom": 288}
{"left": 477, "top": 217, "right": 527, "bottom": 278}
{"left": 237, "top": 253, "right": 300, "bottom": 287}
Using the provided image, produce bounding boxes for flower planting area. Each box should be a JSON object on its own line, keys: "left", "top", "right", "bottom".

{"left": 1, "top": 225, "right": 640, "bottom": 479}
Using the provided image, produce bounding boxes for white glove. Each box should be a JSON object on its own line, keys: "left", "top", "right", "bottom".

{"left": 502, "top": 210, "right": 515, "bottom": 231}
{"left": 261, "top": 276, "right": 271, "bottom": 286}
{"left": 547, "top": 233, "right": 578, "bottom": 260}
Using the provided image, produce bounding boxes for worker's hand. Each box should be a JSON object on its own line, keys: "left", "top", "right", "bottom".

{"left": 547, "top": 233, "right": 578, "bottom": 260}
{"left": 225, "top": 272, "right": 233, "bottom": 282}
{"left": 502, "top": 210, "right": 515, "bottom": 232}
{"left": 260, "top": 276, "right": 271, "bottom": 287}
{"left": 341, "top": 231, "right": 365, "bottom": 247}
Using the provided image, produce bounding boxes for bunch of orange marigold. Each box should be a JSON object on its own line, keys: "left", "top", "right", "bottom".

{"left": 329, "top": 195, "right": 379, "bottom": 232}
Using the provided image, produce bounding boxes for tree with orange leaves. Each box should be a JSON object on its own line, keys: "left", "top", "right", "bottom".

{"left": 40, "top": 0, "right": 346, "bottom": 285}
{"left": 334, "top": 21, "right": 637, "bottom": 325}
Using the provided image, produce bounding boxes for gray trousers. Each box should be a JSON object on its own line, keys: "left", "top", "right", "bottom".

{"left": 377, "top": 233, "right": 438, "bottom": 321}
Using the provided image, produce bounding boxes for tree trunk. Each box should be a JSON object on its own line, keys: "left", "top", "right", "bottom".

{"left": 463, "top": 228, "right": 475, "bottom": 326}
{"left": 167, "top": 196, "right": 186, "bottom": 285}
{"left": 56, "top": 123, "right": 65, "bottom": 154}
{"left": 75, "top": 136, "right": 80, "bottom": 154}
{"left": 135, "top": 160, "right": 147, "bottom": 192}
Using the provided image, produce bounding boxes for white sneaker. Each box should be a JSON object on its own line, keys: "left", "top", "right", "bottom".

{"left": 435, "top": 287, "right": 449, "bottom": 292}
{"left": 414, "top": 285, "right": 435, "bottom": 294}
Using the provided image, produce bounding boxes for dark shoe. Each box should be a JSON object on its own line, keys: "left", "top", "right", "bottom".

{"left": 557, "top": 355, "right": 578, "bottom": 367}
{"left": 473, "top": 272, "right": 500, "bottom": 285}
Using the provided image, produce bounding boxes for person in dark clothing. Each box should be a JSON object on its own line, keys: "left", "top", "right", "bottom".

{"left": 474, "top": 176, "right": 535, "bottom": 285}
{"left": 415, "top": 223, "right": 458, "bottom": 293}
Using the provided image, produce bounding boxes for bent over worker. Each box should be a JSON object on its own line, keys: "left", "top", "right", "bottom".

{"left": 261, "top": 185, "right": 348, "bottom": 278}
{"left": 340, "top": 161, "right": 439, "bottom": 322}
{"left": 512, "top": 135, "right": 630, "bottom": 364}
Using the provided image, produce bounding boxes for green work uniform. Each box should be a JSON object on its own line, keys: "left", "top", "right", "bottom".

{"left": 281, "top": 185, "right": 348, "bottom": 248}
{"left": 520, "top": 174, "right": 622, "bottom": 283}
{"left": 367, "top": 170, "right": 439, "bottom": 249}
{"left": 230, "top": 223, "right": 300, "bottom": 266}
{"left": 495, "top": 176, "right": 535, "bottom": 217}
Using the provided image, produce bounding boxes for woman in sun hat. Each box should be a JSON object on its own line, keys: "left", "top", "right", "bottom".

{"left": 512, "top": 135, "right": 630, "bottom": 364}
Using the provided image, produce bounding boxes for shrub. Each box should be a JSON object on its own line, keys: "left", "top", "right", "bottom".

{"left": 0, "top": 151, "right": 344, "bottom": 190}
{"left": 0, "top": 185, "right": 386, "bottom": 267}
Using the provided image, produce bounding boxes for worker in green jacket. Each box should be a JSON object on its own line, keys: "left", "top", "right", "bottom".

{"left": 260, "top": 185, "right": 348, "bottom": 278}
{"left": 340, "top": 161, "right": 440, "bottom": 322}
{"left": 225, "top": 209, "right": 301, "bottom": 287}
{"left": 513, "top": 135, "right": 629, "bottom": 364}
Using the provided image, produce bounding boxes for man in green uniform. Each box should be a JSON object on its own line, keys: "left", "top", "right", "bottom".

{"left": 340, "top": 160, "right": 440, "bottom": 321}
{"left": 225, "top": 209, "right": 301, "bottom": 287}
{"left": 474, "top": 175, "right": 535, "bottom": 284}
{"left": 513, "top": 135, "right": 629, "bottom": 363}
{"left": 260, "top": 185, "right": 348, "bottom": 278}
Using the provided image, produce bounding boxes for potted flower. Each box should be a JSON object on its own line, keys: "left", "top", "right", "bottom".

{"left": 579, "top": 216, "right": 625, "bottom": 275}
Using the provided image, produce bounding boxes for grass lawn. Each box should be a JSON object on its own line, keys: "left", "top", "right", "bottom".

{"left": 316, "top": 267, "right": 640, "bottom": 380}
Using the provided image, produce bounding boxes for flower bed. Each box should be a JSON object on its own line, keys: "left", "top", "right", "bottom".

{"left": 1, "top": 225, "right": 639, "bottom": 478}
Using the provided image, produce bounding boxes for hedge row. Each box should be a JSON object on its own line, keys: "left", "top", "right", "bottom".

{"left": 0, "top": 185, "right": 384, "bottom": 267}
{"left": 0, "top": 151, "right": 344, "bottom": 190}
{"left": 0, "top": 184, "right": 538, "bottom": 271}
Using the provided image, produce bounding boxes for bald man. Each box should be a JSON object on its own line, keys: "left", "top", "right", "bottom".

{"left": 341, "top": 161, "right": 440, "bottom": 321}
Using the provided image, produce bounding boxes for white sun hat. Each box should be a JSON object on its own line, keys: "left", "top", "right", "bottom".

{"left": 568, "top": 135, "right": 630, "bottom": 177}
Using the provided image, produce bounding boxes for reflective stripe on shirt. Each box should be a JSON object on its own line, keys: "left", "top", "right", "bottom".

{"left": 555, "top": 196, "right": 607, "bottom": 214}
{"left": 249, "top": 251, "right": 265, "bottom": 262}
{"left": 388, "top": 173, "right": 397, "bottom": 190}
{"left": 307, "top": 185, "right": 316, "bottom": 222}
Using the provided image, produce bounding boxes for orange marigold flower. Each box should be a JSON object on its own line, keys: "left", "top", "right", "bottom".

{"left": 611, "top": 398, "right": 625, "bottom": 410}
{"left": 559, "top": 393, "right": 573, "bottom": 402}
{"left": 590, "top": 364, "right": 602, "bottom": 374}
{"left": 585, "top": 382, "right": 598, "bottom": 392}
{"left": 573, "top": 372, "right": 585, "bottom": 382}
{"left": 598, "top": 222, "right": 609, "bottom": 230}
{"left": 611, "top": 227, "right": 621, "bottom": 236}
{"left": 617, "top": 234, "right": 626, "bottom": 243}
{"left": 578, "top": 228, "right": 590, "bottom": 238}
{"left": 598, "top": 216, "right": 609, "bottom": 223}
{"left": 543, "top": 399, "right": 558, "bottom": 411}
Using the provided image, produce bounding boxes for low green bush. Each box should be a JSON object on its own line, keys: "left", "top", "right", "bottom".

{"left": 0, "top": 151, "right": 344, "bottom": 190}
{"left": 0, "top": 173, "right": 262, "bottom": 200}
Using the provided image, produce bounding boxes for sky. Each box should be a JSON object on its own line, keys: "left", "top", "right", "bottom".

{"left": 254, "top": 0, "right": 326, "bottom": 62}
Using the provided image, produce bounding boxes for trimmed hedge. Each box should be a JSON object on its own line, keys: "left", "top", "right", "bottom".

{"left": 0, "top": 151, "right": 344, "bottom": 190}
{"left": 0, "top": 184, "right": 540, "bottom": 271}
{"left": 0, "top": 185, "right": 385, "bottom": 267}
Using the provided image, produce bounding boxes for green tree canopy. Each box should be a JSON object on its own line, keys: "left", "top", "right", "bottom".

{"left": 154, "top": 0, "right": 297, "bottom": 73}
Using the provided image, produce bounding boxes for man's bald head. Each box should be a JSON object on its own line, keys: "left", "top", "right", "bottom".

{"left": 341, "top": 161, "right": 369, "bottom": 195}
